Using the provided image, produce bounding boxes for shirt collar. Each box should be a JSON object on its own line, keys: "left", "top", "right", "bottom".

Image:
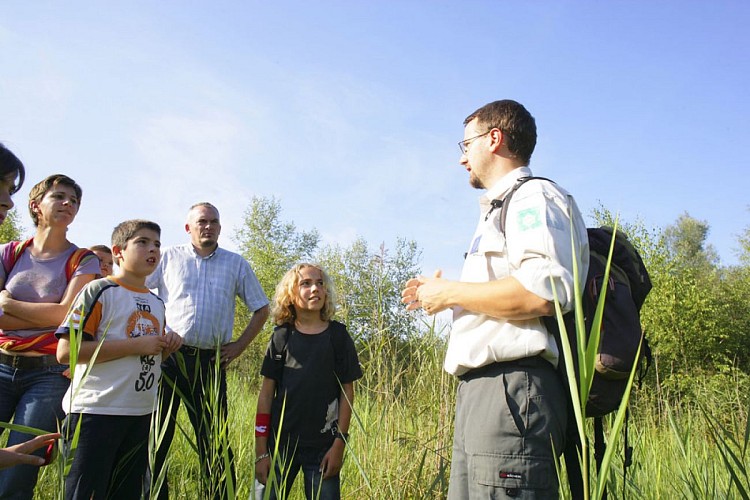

{"left": 189, "top": 243, "right": 219, "bottom": 260}
{"left": 482, "top": 166, "right": 533, "bottom": 205}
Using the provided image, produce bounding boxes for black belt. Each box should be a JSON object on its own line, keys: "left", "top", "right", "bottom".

{"left": 179, "top": 345, "right": 216, "bottom": 357}
{"left": 0, "top": 353, "right": 60, "bottom": 370}
{"left": 459, "top": 356, "right": 552, "bottom": 381}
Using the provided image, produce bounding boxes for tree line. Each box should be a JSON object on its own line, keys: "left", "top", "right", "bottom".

{"left": 3, "top": 197, "right": 749, "bottom": 409}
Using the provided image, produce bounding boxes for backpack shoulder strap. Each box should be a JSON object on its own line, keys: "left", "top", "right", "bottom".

{"left": 271, "top": 323, "right": 292, "bottom": 361}
{"left": 65, "top": 248, "right": 97, "bottom": 282}
{"left": 496, "top": 176, "right": 555, "bottom": 236}
{"left": 2, "top": 238, "right": 34, "bottom": 276}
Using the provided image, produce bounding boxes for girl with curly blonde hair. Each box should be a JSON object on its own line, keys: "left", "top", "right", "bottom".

{"left": 270, "top": 263, "right": 336, "bottom": 326}
{"left": 255, "top": 263, "right": 362, "bottom": 500}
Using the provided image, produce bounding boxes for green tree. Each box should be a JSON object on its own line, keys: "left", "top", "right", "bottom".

{"left": 231, "top": 196, "right": 320, "bottom": 375}
{"left": 716, "top": 266, "right": 750, "bottom": 371}
{"left": 234, "top": 196, "right": 320, "bottom": 300}
{"left": 737, "top": 211, "right": 750, "bottom": 266}
{"left": 596, "top": 209, "right": 750, "bottom": 409}
{"left": 664, "top": 212, "right": 719, "bottom": 272}
{"left": 229, "top": 195, "right": 425, "bottom": 393}
{"left": 0, "top": 209, "right": 26, "bottom": 243}
{"left": 317, "top": 237, "right": 424, "bottom": 400}
{"left": 590, "top": 207, "right": 738, "bottom": 398}
{"left": 719, "top": 217, "right": 750, "bottom": 371}
{"left": 317, "top": 237, "right": 421, "bottom": 344}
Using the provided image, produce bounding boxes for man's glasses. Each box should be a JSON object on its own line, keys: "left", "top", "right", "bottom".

{"left": 458, "top": 130, "right": 492, "bottom": 155}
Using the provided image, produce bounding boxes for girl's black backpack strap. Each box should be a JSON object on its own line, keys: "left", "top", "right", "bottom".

{"left": 270, "top": 323, "right": 293, "bottom": 362}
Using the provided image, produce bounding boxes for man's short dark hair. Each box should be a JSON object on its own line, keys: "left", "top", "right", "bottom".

{"left": 28, "top": 174, "right": 83, "bottom": 226}
{"left": 464, "top": 100, "right": 537, "bottom": 166}
{"left": 0, "top": 143, "right": 26, "bottom": 195}
{"left": 111, "top": 220, "right": 161, "bottom": 250}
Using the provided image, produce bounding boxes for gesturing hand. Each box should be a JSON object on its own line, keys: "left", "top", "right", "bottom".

{"left": 401, "top": 270, "right": 449, "bottom": 315}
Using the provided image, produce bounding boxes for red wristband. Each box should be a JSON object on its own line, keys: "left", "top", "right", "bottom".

{"left": 255, "top": 413, "right": 271, "bottom": 437}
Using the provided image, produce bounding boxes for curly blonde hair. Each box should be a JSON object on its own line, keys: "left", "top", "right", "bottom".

{"left": 271, "top": 263, "right": 337, "bottom": 325}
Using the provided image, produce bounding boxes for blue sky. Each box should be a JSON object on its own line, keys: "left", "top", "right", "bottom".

{"left": 1, "top": 1, "right": 748, "bottom": 280}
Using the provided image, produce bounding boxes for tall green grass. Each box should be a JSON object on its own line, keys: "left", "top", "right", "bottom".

{"left": 9, "top": 312, "right": 750, "bottom": 499}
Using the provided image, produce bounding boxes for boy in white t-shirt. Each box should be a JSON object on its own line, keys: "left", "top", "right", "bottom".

{"left": 56, "top": 220, "right": 182, "bottom": 500}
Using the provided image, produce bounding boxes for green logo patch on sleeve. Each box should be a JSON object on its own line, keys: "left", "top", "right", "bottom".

{"left": 517, "top": 207, "right": 542, "bottom": 231}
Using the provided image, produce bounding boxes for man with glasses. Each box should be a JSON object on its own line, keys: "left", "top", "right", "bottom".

{"left": 402, "top": 100, "right": 588, "bottom": 498}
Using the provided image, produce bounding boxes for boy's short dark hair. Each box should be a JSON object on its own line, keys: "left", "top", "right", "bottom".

{"left": 28, "top": 174, "right": 83, "bottom": 226}
{"left": 464, "top": 99, "right": 537, "bottom": 166}
{"left": 111, "top": 220, "right": 161, "bottom": 251}
{"left": 0, "top": 143, "right": 25, "bottom": 194}
{"left": 89, "top": 244, "right": 112, "bottom": 255}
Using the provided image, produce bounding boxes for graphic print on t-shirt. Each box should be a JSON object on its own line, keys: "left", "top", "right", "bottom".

{"left": 127, "top": 297, "right": 160, "bottom": 392}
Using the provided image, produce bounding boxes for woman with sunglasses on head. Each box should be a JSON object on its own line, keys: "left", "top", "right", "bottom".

{"left": 0, "top": 145, "right": 99, "bottom": 499}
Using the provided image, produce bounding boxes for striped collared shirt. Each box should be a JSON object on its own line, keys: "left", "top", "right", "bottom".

{"left": 146, "top": 244, "right": 269, "bottom": 349}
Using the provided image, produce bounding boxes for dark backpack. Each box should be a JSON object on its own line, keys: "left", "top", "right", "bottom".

{"left": 496, "top": 176, "right": 652, "bottom": 498}
{"left": 577, "top": 226, "right": 652, "bottom": 416}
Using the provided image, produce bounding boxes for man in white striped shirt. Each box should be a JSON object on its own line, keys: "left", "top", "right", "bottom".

{"left": 147, "top": 202, "right": 269, "bottom": 500}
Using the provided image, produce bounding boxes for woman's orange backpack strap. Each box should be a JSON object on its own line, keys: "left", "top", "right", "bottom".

{"left": 65, "top": 248, "right": 97, "bottom": 281}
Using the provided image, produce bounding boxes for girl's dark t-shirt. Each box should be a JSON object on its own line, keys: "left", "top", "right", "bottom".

{"left": 260, "top": 320, "right": 362, "bottom": 448}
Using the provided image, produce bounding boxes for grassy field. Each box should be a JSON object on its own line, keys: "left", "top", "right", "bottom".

{"left": 26, "top": 327, "right": 750, "bottom": 499}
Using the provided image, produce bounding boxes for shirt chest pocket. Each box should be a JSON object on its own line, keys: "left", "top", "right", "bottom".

{"left": 474, "top": 227, "right": 506, "bottom": 257}
{"left": 463, "top": 228, "right": 512, "bottom": 282}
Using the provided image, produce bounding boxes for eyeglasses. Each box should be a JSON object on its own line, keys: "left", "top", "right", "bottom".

{"left": 458, "top": 130, "right": 492, "bottom": 155}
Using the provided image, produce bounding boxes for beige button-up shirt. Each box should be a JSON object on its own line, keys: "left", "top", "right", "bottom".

{"left": 444, "top": 167, "right": 589, "bottom": 376}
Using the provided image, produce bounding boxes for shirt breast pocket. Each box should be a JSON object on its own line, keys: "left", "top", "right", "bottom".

{"left": 463, "top": 228, "right": 511, "bottom": 282}
{"left": 474, "top": 227, "right": 506, "bottom": 257}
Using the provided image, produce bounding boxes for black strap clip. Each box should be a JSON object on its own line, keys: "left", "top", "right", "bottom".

{"left": 485, "top": 198, "right": 504, "bottom": 221}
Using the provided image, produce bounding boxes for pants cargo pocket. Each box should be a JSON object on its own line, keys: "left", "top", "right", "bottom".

{"left": 470, "top": 453, "right": 555, "bottom": 496}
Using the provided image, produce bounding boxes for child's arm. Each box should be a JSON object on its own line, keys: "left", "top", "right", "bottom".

{"left": 321, "top": 381, "right": 355, "bottom": 479}
{"left": 254, "top": 376, "right": 275, "bottom": 486}
{"left": 56, "top": 333, "right": 168, "bottom": 364}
